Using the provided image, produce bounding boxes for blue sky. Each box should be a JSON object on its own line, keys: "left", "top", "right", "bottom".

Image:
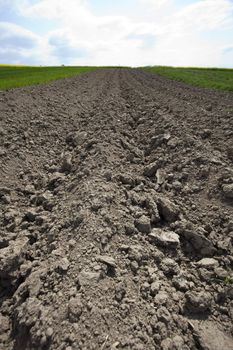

{"left": 0, "top": 0, "right": 233, "bottom": 67}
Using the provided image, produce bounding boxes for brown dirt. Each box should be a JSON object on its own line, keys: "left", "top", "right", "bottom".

{"left": 0, "top": 68, "right": 233, "bottom": 350}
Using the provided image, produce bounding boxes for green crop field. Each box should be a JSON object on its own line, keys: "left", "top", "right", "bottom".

{"left": 142, "top": 66, "right": 233, "bottom": 91}
{"left": 1, "top": 64, "right": 233, "bottom": 91}
{"left": 0, "top": 65, "right": 99, "bottom": 90}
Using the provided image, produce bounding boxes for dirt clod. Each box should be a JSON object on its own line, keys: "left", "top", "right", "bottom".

{"left": 135, "top": 215, "right": 151, "bottom": 234}
{"left": 149, "top": 228, "right": 180, "bottom": 248}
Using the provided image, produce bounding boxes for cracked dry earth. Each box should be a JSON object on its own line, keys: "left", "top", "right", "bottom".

{"left": 0, "top": 68, "right": 233, "bottom": 350}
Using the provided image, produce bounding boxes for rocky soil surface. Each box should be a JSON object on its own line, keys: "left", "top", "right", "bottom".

{"left": 0, "top": 68, "right": 233, "bottom": 350}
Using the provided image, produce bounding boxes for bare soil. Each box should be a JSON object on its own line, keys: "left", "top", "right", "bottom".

{"left": 0, "top": 68, "right": 233, "bottom": 350}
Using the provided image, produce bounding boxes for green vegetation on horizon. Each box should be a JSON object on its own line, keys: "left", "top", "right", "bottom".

{"left": 1, "top": 64, "right": 233, "bottom": 91}
{"left": 142, "top": 66, "right": 233, "bottom": 91}
{"left": 0, "top": 65, "right": 98, "bottom": 90}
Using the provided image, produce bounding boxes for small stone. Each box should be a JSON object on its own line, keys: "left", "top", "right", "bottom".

{"left": 68, "top": 239, "right": 76, "bottom": 248}
{"left": 68, "top": 296, "right": 83, "bottom": 322}
{"left": 115, "top": 281, "right": 126, "bottom": 302}
{"left": 0, "top": 314, "right": 10, "bottom": 334}
{"left": 135, "top": 215, "right": 151, "bottom": 234}
{"left": 125, "top": 224, "right": 136, "bottom": 235}
{"left": 60, "top": 153, "right": 72, "bottom": 173}
{"left": 0, "top": 127, "right": 6, "bottom": 136}
{"left": 150, "top": 281, "right": 161, "bottom": 296}
{"left": 24, "top": 209, "right": 37, "bottom": 222}
{"left": 143, "top": 161, "right": 161, "bottom": 177}
{"left": 227, "top": 146, "right": 233, "bottom": 161}
{"left": 25, "top": 184, "right": 36, "bottom": 194}
{"left": 200, "top": 129, "right": 212, "bottom": 139}
{"left": 172, "top": 180, "right": 182, "bottom": 191}
{"left": 0, "top": 237, "right": 29, "bottom": 274}
{"left": 145, "top": 198, "right": 160, "bottom": 223}
{"left": 226, "top": 285, "right": 233, "bottom": 299}
{"left": 156, "top": 169, "right": 166, "bottom": 185}
{"left": 161, "top": 338, "right": 173, "bottom": 350}
{"left": 167, "top": 137, "right": 180, "bottom": 148}
{"left": 206, "top": 105, "right": 212, "bottom": 111}
{"left": 35, "top": 215, "right": 47, "bottom": 225}
{"left": 57, "top": 258, "right": 70, "bottom": 272}
{"left": 154, "top": 291, "right": 168, "bottom": 305}
{"left": 31, "top": 192, "right": 49, "bottom": 205}
{"left": 222, "top": 184, "right": 233, "bottom": 199}
{"left": 157, "top": 307, "right": 171, "bottom": 324}
{"left": 48, "top": 172, "right": 65, "bottom": 189}
{"left": 97, "top": 255, "right": 117, "bottom": 268}
{"left": 128, "top": 245, "right": 145, "bottom": 262}
{"left": 46, "top": 327, "right": 54, "bottom": 338}
{"left": 185, "top": 291, "right": 212, "bottom": 313}
{"left": 157, "top": 196, "right": 179, "bottom": 222}
{"left": 104, "top": 171, "right": 112, "bottom": 181}
{"left": 118, "top": 173, "right": 135, "bottom": 185}
{"left": 149, "top": 314, "right": 158, "bottom": 330}
{"left": 160, "top": 258, "right": 180, "bottom": 276}
{"left": 0, "top": 187, "right": 11, "bottom": 195}
{"left": 149, "top": 228, "right": 180, "bottom": 248}
{"left": 67, "top": 287, "right": 76, "bottom": 297}
{"left": 214, "top": 267, "right": 229, "bottom": 279}
{"left": 78, "top": 270, "right": 101, "bottom": 286}
{"left": 93, "top": 264, "right": 101, "bottom": 271}
{"left": 40, "top": 335, "right": 47, "bottom": 346}
{"left": 0, "top": 147, "right": 6, "bottom": 156}
{"left": 72, "top": 213, "right": 84, "bottom": 228}
{"left": 52, "top": 248, "right": 64, "bottom": 257}
{"left": 140, "top": 282, "right": 150, "bottom": 298}
{"left": 180, "top": 224, "right": 216, "bottom": 256}
{"left": 0, "top": 194, "right": 11, "bottom": 204}
{"left": 197, "top": 258, "right": 219, "bottom": 269}
{"left": 173, "top": 276, "right": 189, "bottom": 292}
{"left": 228, "top": 221, "right": 233, "bottom": 232}
{"left": 91, "top": 198, "right": 102, "bottom": 211}
{"left": 66, "top": 131, "right": 87, "bottom": 147}
{"left": 172, "top": 335, "right": 185, "bottom": 349}
{"left": 130, "top": 261, "right": 139, "bottom": 273}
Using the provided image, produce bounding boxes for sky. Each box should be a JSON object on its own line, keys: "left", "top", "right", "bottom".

{"left": 0, "top": 0, "right": 233, "bottom": 67}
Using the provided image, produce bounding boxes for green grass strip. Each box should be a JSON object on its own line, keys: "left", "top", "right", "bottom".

{"left": 142, "top": 66, "right": 233, "bottom": 92}
{"left": 0, "top": 66, "right": 99, "bottom": 90}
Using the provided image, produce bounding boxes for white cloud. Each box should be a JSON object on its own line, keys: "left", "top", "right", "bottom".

{"left": 147, "top": 0, "right": 233, "bottom": 67}
{"left": 17, "top": 0, "right": 158, "bottom": 65}
{"left": 139, "top": 0, "right": 172, "bottom": 9}
{"left": 0, "top": 22, "right": 38, "bottom": 48}
{"left": 2, "top": 0, "right": 233, "bottom": 66}
{"left": 18, "top": 0, "right": 88, "bottom": 19}
{"left": 0, "top": 21, "right": 54, "bottom": 65}
{"left": 171, "top": 0, "right": 233, "bottom": 32}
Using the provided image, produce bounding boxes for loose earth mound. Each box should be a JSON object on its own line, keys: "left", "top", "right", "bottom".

{"left": 0, "top": 69, "right": 233, "bottom": 350}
